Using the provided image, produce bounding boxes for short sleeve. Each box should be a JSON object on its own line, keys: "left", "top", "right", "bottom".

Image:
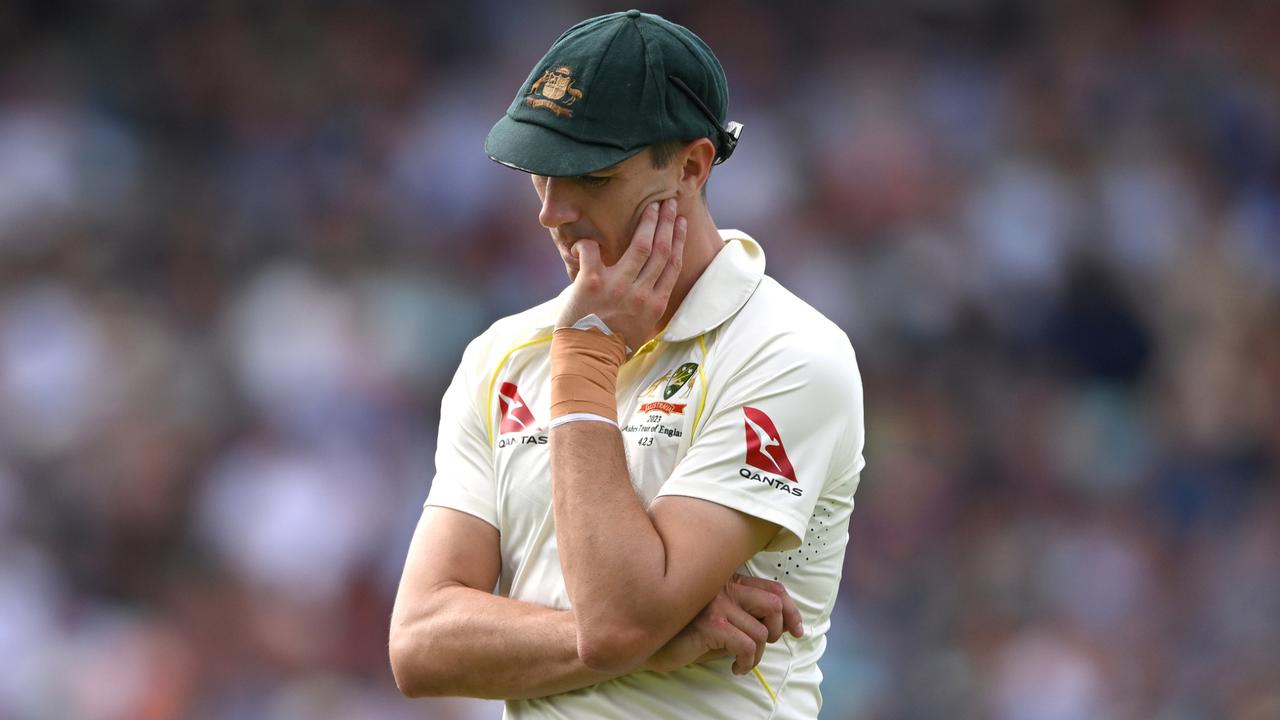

{"left": 424, "top": 339, "right": 498, "bottom": 529}
{"left": 657, "top": 336, "right": 863, "bottom": 551}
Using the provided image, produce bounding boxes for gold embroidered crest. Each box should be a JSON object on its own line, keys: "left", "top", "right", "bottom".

{"left": 663, "top": 362, "right": 698, "bottom": 400}
{"left": 639, "top": 362, "right": 698, "bottom": 402}
{"left": 526, "top": 66, "right": 584, "bottom": 118}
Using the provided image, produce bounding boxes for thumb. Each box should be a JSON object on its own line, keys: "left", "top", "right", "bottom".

{"left": 574, "top": 240, "right": 602, "bottom": 273}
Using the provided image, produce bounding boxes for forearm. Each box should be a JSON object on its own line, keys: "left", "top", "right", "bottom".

{"left": 550, "top": 422, "right": 688, "bottom": 665}
{"left": 390, "top": 581, "right": 620, "bottom": 700}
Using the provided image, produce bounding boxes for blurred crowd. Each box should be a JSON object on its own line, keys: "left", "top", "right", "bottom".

{"left": 1, "top": 1, "right": 1278, "bottom": 718}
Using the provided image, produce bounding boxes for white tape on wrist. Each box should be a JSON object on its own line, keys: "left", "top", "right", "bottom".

{"left": 548, "top": 412, "right": 619, "bottom": 429}
{"left": 568, "top": 314, "right": 633, "bottom": 355}
{"left": 570, "top": 313, "right": 614, "bottom": 335}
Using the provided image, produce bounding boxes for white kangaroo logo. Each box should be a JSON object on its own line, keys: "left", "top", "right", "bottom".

{"left": 499, "top": 388, "right": 530, "bottom": 429}
{"left": 744, "top": 413, "right": 784, "bottom": 473}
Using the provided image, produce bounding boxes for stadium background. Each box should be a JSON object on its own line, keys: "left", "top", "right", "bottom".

{"left": 1, "top": 0, "right": 1278, "bottom": 717}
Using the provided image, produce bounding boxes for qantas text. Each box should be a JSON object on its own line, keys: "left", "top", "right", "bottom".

{"left": 740, "top": 468, "right": 803, "bottom": 497}
{"left": 498, "top": 434, "right": 548, "bottom": 449}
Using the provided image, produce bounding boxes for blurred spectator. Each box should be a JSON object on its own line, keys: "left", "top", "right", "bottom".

{"left": 0, "top": 1, "right": 1276, "bottom": 718}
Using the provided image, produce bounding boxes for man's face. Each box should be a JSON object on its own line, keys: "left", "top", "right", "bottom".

{"left": 531, "top": 148, "right": 679, "bottom": 279}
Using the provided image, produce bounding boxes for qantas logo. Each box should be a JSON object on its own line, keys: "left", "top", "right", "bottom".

{"left": 498, "top": 382, "right": 537, "bottom": 434}
{"left": 743, "top": 406, "right": 797, "bottom": 483}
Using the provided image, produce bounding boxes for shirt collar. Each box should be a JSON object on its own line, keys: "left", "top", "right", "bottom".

{"left": 533, "top": 229, "right": 766, "bottom": 341}
{"left": 663, "top": 229, "right": 764, "bottom": 341}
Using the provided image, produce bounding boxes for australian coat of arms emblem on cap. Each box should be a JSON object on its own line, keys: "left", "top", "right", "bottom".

{"left": 526, "top": 66, "right": 583, "bottom": 118}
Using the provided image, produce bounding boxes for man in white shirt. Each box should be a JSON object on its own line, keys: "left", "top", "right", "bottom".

{"left": 390, "top": 10, "right": 865, "bottom": 718}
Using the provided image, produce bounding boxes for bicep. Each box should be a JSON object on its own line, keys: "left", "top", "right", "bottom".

{"left": 648, "top": 495, "right": 778, "bottom": 622}
{"left": 392, "top": 506, "right": 501, "bottom": 623}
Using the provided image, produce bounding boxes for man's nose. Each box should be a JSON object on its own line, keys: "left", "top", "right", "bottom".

{"left": 537, "top": 177, "right": 579, "bottom": 229}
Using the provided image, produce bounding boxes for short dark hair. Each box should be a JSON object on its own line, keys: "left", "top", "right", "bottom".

{"left": 649, "top": 139, "right": 691, "bottom": 168}
{"left": 649, "top": 139, "right": 711, "bottom": 198}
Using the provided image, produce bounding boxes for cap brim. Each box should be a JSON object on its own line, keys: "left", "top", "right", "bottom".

{"left": 485, "top": 114, "right": 642, "bottom": 177}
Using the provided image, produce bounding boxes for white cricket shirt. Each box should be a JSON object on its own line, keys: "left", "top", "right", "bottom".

{"left": 426, "top": 230, "right": 865, "bottom": 719}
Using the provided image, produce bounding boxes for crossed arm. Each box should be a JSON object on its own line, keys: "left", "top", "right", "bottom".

{"left": 389, "top": 505, "right": 800, "bottom": 699}
{"left": 389, "top": 507, "right": 614, "bottom": 699}
{"left": 550, "top": 425, "right": 787, "bottom": 674}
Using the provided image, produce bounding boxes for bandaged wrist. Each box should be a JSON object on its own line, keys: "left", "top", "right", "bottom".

{"left": 550, "top": 327, "right": 627, "bottom": 421}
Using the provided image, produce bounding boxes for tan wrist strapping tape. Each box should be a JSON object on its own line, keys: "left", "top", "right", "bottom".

{"left": 550, "top": 327, "right": 627, "bottom": 422}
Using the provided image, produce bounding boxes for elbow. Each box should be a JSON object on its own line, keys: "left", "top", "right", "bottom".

{"left": 576, "top": 621, "right": 657, "bottom": 674}
{"left": 388, "top": 630, "right": 427, "bottom": 697}
{"left": 389, "top": 626, "right": 447, "bottom": 698}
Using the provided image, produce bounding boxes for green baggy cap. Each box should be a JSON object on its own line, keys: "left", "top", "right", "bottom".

{"left": 485, "top": 9, "right": 740, "bottom": 177}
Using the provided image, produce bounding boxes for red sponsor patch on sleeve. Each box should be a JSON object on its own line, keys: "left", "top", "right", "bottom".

{"left": 743, "top": 406, "right": 797, "bottom": 482}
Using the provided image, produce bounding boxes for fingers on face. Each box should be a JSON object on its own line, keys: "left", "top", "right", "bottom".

{"left": 652, "top": 197, "right": 677, "bottom": 262}
{"left": 653, "top": 214, "right": 686, "bottom": 294}
{"left": 573, "top": 239, "right": 603, "bottom": 277}
{"left": 619, "top": 201, "right": 660, "bottom": 277}
{"left": 635, "top": 198, "right": 681, "bottom": 287}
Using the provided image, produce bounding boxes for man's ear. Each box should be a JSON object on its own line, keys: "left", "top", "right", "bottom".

{"left": 676, "top": 138, "right": 716, "bottom": 198}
